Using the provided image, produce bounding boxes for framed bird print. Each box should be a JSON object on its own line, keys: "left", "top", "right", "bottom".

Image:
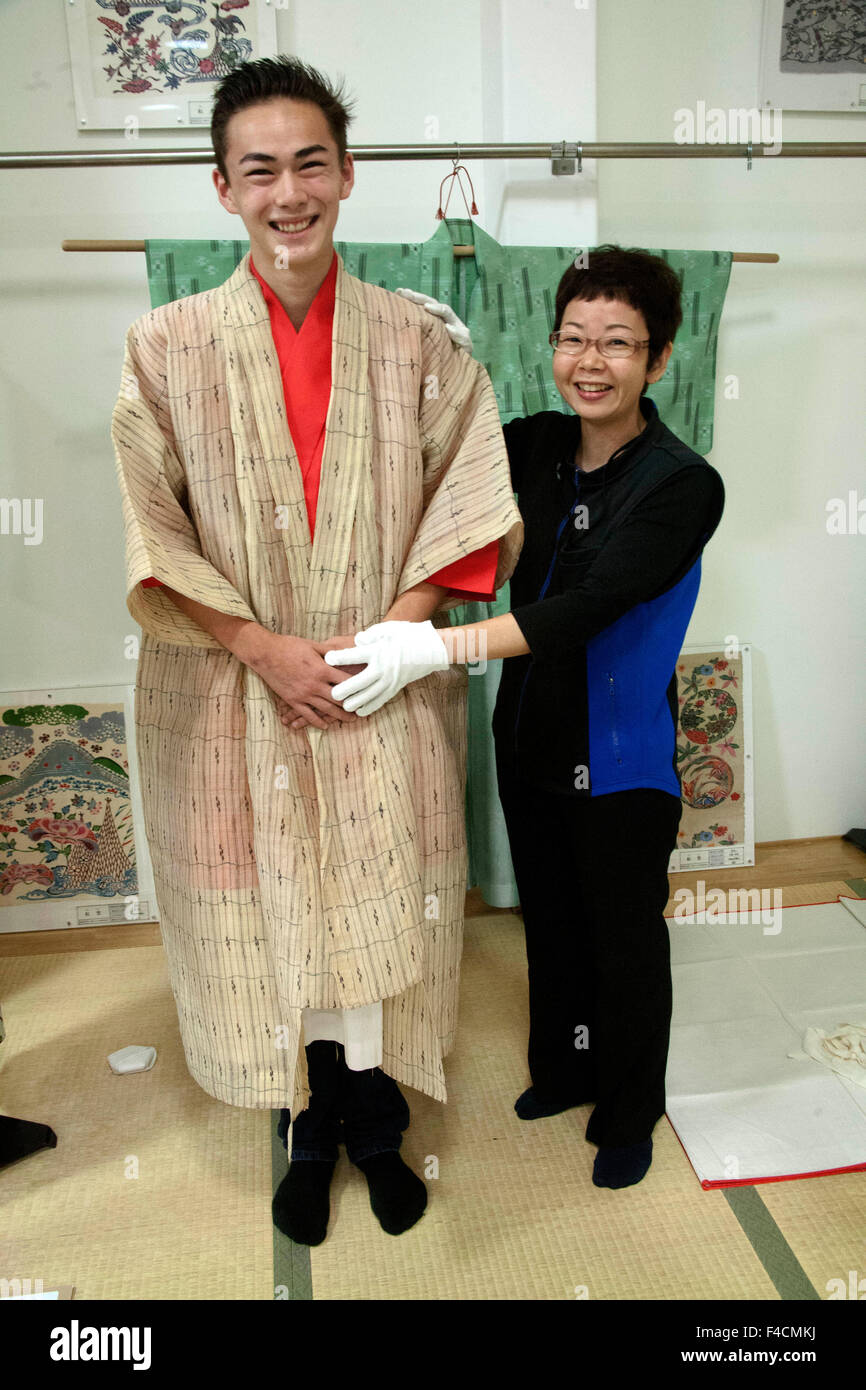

{"left": 64, "top": 0, "right": 279, "bottom": 132}
{"left": 667, "top": 644, "right": 755, "bottom": 874}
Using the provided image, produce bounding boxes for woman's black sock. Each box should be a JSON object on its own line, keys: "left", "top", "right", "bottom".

{"left": 514, "top": 1085, "right": 593, "bottom": 1119}
{"left": 592, "top": 1139, "right": 653, "bottom": 1189}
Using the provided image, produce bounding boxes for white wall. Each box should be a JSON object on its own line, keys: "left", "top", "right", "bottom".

{"left": 0, "top": 0, "right": 863, "bottom": 841}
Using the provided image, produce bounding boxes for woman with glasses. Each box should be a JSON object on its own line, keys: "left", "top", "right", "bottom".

{"left": 299, "top": 244, "right": 725, "bottom": 1190}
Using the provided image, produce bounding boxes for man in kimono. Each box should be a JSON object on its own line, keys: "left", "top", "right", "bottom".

{"left": 111, "top": 55, "right": 522, "bottom": 1245}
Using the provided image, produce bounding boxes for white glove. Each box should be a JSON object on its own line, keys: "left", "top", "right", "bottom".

{"left": 394, "top": 287, "right": 473, "bottom": 353}
{"left": 324, "top": 620, "right": 449, "bottom": 716}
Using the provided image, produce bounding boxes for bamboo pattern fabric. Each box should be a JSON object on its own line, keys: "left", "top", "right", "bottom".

{"left": 111, "top": 252, "right": 523, "bottom": 1114}
{"left": 145, "top": 222, "right": 732, "bottom": 453}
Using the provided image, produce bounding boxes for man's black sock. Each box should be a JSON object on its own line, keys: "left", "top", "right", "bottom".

{"left": 354, "top": 1151, "right": 427, "bottom": 1235}
{"left": 272, "top": 1159, "right": 337, "bottom": 1245}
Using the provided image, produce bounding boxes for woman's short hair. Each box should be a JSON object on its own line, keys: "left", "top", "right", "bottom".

{"left": 554, "top": 245, "right": 683, "bottom": 393}
{"left": 211, "top": 55, "right": 355, "bottom": 183}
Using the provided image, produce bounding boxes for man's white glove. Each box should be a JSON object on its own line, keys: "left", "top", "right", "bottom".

{"left": 324, "top": 620, "right": 449, "bottom": 716}
{"left": 394, "top": 287, "right": 473, "bottom": 353}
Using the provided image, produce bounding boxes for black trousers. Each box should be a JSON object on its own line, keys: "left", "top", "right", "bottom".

{"left": 496, "top": 755, "right": 682, "bottom": 1147}
{"left": 277, "top": 1040, "right": 410, "bottom": 1163}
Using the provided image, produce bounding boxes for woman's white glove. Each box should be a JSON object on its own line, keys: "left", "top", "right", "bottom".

{"left": 394, "top": 287, "right": 473, "bottom": 353}
{"left": 324, "top": 620, "right": 450, "bottom": 716}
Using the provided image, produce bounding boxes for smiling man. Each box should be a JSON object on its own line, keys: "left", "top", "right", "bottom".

{"left": 110, "top": 55, "right": 522, "bottom": 1245}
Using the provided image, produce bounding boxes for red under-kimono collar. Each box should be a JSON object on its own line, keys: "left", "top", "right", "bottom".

{"left": 249, "top": 249, "right": 337, "bottom": 342}
{"left": 249, "top": 253, "right": 337, "bottom": 540}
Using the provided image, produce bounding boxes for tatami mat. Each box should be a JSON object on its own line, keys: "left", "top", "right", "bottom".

{"left": 306, "top": 912, "right": 782, "bottom": 1300}
{"left": 0, "top": 947, "right": 273, "bottom": 1299}
{"left": 758, "top": 1171, "right": 866, "bottom": 1299}
{"left": 2, "top": 881, "right": 862, "bottom": 1300}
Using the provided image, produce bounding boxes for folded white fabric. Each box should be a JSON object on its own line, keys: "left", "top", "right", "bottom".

{"left": 788, "top": 1022, "right": 866, "bottom": 1088}
{"left": 108, "top": 1044, "right": 157, "bottom": 1074}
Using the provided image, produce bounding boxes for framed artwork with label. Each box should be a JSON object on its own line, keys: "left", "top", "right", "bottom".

{"left": 759, "top": 0, "right": 866, "bottom": 113}
{"left": 64, "top": 0, "right": 279, "bottom": 132}
{"left": 0, "top": 685, "right": 158, "bottom": 932}
{"left": 668, "top": 645, "right": 755, "bottom": 874}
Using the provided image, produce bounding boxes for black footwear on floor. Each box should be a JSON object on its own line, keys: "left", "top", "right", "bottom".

{"left": 272, "top": 1159, "right": 337, "bottom": 1245}
{"left": 354, "top": 1151, "right": 427, "bottom": 1235}
{"left": 592, "top": 1139, "right": 653, "bottom": 1189}
{"left": 514, "top": 1086, "right": 594, "bottom": 1120}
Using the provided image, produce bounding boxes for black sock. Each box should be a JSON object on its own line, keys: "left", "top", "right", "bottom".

{"left": 514, "top": 1085, "right": 593, "bottom": 1120}
{"left": 592, "top": 1139, "right": 653, "bottom": 1189}
{"left": 354, "top": 1151, "right": 427, "bottom": 1235}
{"left": 272, "top": 1159, "right": 337, "bottom": 1245}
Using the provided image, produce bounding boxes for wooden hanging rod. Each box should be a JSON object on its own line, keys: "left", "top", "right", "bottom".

{"left": 60, "top": 241, "right": 779, "bottom": 262}
{"left": 3, "top": 141, "right": 865, "bottom": 169}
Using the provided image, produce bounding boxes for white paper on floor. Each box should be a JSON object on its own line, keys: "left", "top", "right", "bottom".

{"left": 840, "top": 895, "right": 866, "bottom": 929}
{"left": 664, "top": 898, "right": 866, "bottom": 1186}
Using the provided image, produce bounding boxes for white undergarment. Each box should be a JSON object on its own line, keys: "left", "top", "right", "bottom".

{"left": 301, "top": 1002, "right": 383, "bottom": 1071}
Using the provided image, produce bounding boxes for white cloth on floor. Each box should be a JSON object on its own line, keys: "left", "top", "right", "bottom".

{"left": 788, "top": 1021, "right": 866, "bottom": 1088}
{"left": 302, "top": 1002, "right": 383, "bottom": 1071}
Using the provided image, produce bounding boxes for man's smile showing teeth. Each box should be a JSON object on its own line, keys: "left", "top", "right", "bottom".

{"left": 270, "top": 216, "right": 316, "bottom": 233}
{"left": 576, "top": 383, "right": 612, "bottom": 392}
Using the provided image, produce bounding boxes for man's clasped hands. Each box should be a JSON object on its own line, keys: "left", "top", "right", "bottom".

{"left": 273, "top": 620, "right": 450, "bottom": 732}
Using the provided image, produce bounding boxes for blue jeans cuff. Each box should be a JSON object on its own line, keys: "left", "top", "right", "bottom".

{"left": 347, "top": 1137, "right": 402, "bottom": 1163}
{"left": 290, "top": 1146, "right": 340, "bottom": 1163}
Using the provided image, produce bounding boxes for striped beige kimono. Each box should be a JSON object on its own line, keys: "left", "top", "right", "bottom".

{"left": 111, "top": 251, "right": 523, "bottom": 1117}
